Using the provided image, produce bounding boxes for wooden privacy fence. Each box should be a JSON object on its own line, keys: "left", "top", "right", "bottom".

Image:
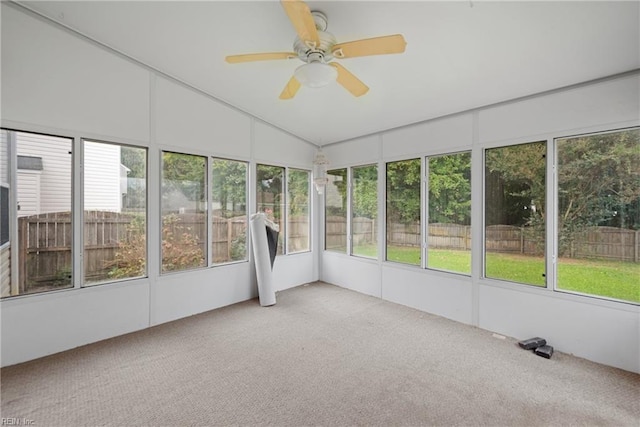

{"left": 17, "top": 212, "right": 250, "bottom": 290}
{"left": 16, "top": 214, "right": 639, "bottom": 290}
{"left": 18, "top": 212, "right": 73, "bottom": 292}
{"left": 326, "top": 216, "right": 376, "bottom": 249}
{"left": 571, "top": 226, "right": 639, "bottom": 262}
{"left": 333, "top": 219, "right": 638, "bottom": 262}
{"left": 17, "top": 211, "right": 313, "bottom": 290}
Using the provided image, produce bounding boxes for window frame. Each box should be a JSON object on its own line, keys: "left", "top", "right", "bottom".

{"left": 350, "top": 163, "right": 378, "bottom": 260}
{"left": 82, "top": 138, "right": 149, "bottom": 286}
{"left": 385, "top": 157, "right": 422, "bottom": 267}
{"left": 286, "top": 167, "right": 312, "bottom": 255}
{"left": 324, "top": 167, "right": 349, "bottom": 254}
{"left": 160, "top": 150, "right": 209, "bottom": 275}
{"left": 210, "top": 156, "right": 249, "bottom": 266}
{"left": 552, "top": 126, "right": 639, "bottom": 305}
{"left": 425, "top": 150, "right": 472, "bottom": 276}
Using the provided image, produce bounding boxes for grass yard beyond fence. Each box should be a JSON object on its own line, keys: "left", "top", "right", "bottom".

{"left": 351, "top": 245, "right": 639, "bottom": 303}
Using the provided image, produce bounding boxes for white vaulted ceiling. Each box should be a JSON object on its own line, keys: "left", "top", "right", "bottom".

{"left": 17, "top": 1, "right": 640, "bottom": 145}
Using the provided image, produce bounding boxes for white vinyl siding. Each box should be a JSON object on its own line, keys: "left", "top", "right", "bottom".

{"left": 0, "top": 130, "right": 9, "bottom": 185}
{"left": 84, "top": 141, "right": 121, "bottom": 212}
{"left": 16, "top": 170, "right": 40, "bottom": 217}
{"left": 0, "top": 244, "right": 9, "bottom": 297}
{"left": 16, "top": 132, "right": 71, "bottom": 215}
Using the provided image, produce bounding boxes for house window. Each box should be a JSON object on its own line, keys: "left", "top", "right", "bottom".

{"left": 325, "top": 168, "right": 347, "bottom": 253}
{"left": 287, "top": 168, "right": 310, "bottom": 253}
{"left": 256, "top": 164, "right": 285, "bottom": 255}
{"left": 484, "top": 141, "right": 546, "bottom": 286}
{"left": 161, "top": 151, "right": 207, "bottom": 273}
{"left": 427, "top": 152, "right": 471, "bottom": 274}
{"left": 351, "top": 164, "right": 378, "bottom": 258}
{"left": 211, "top": 158, "right": 248, "bottom": 264}
{"left": 556, "top": 128, "right": 639, "bottom": 303}
{"left": 386, "top": 159, "right": 421, "bottom": 266}
{"left": 83, "top": 140, "right": 147, "bottom": 285}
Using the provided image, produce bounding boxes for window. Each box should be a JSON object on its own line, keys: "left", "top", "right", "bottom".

{"left": 161, "top": 151, "right": 207, "bottom": 273}
{"left": 556, "top": 128, "right": 639, "bottom": 303}
{"left": 5, "top": 131, "right": 74, "bottom": 297}
{"left": 325, "top": 168, "right": 347, "bottom": 253}
{"left": 83, "top": 141, "right": 147, "bottom": 285}
{"left": 428, "top": 152, "right": 471, "bottom": 274}
{"left": 211, "top": 158, "right": 247, "bottom": 264}
{"left": 352, "top": 164, "right": 378, "bottom": 258}
{"left": 256, "top": 164, "right": 285, "bottom": 255}
{"left": 287, "top": 168, "right": 310, "bottom": 253}
{"left": 386, "top": 159, "right": 421, "bottom": 266}
{"left": 485, "top": 141, "right": 546, "bottom": 286}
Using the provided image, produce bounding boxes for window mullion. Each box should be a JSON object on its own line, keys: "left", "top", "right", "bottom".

{"left": 422, "top": 157, "right": 428, "bottom": 269}
{"left": 73, "top": 137, "right": 83, "bottom": 288}
{"left": 8, "top": 131, "right": 19, "bottom": 295}
{"left": 347, "top": 167, "right": 352, "bottom": 255}
{"left": 546, "top": 139, "right": 556, "bottom": 290}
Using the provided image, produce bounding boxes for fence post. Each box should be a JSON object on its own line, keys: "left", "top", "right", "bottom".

{"left": 371, "top": 218, "right": 375, "bottom": 243}
{"left": 636, "top": 230, "right": 639, "bottom": 263}
{"left": 520, "top": 227, "right": 524, "bottom": 254}
{"left": 227, "top": 219, "right": 232, "bottom": 261}
{"left": 18, "top": 217, "right": 27, "bottom": 293}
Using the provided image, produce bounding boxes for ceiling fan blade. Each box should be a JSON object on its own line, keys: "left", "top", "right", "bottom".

{"left": 332, "top": 34, "right": 407, "bottom": 59}
{"left": 279, "top": 75, "right": 301, "bottom": 100}
{"left": 329, "top": 63, "right": 369, "bottom": 97}
{"left": 226, "top": 52, "right": 298, "bottom": 63}
{"left": 280, "top": 0, "right": 321, "bottom": 49}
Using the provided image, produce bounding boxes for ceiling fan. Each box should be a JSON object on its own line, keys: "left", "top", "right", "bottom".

{"left": 225, "top": 0, "right": 407, "bottom": 99}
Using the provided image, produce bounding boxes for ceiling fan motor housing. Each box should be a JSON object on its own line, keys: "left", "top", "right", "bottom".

{"left": 293, "top": 11, "right": 336, "bottom": 63}
{"left": 294, "top": 30, "right": 337, "bottom": 63}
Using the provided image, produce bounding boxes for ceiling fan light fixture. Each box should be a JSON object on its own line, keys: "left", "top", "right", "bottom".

{"left": 294, "top": 61, "right": 337, "bottom": 88}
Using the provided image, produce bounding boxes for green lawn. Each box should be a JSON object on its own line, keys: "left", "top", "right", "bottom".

{"left": 342, "top": 244, "right": 639, "bottom": 303}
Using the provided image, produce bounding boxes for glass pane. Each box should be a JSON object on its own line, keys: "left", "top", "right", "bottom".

{"left": 557, "top": 128, "right": 640, "bottom": 303}
{"left": 485, "top": 141, "right": 546, "bottom": 286}
{"left": 287, "top": 168, "right": 310, "bottom": 253}
{"left": 428, "top": 152, "right": 471, "bottom": 274}
{"left": 352, "top": 164, "right": 378, "bottom": 258}
{"left": 161, "top": 152, "right": 207, "bottom": 273}
{"left": 325, "top": 169, "right": 347, "bottom": 253}
{"left": 256, "top": 164, "right": 285, "bottom": 255}
{"left": 84, "top": 141, "right": 146, "bottom": 285}
{"left": 16, "top": 132, "right": 73, "bottom": 296}
{"left": 211, "top": 158, "right": 247, "bottom": 264}
{"left": 1, "top": 130, "right": 11, "bottom": 297}
{"left": 386, "top": 159, "right": 421, "bottom": 266}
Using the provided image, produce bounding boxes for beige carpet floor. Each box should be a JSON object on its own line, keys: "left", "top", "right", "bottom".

{"left": 1, "top": 282, "right": 638, "bottom": 426}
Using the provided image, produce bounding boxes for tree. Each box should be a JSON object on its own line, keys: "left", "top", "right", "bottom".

{"left": 121, "top": 146, "right": 145, "bottom": 178}
{"left": 212, "top": 159, "right": 247, "bottom": 217}
{"left": 428, "top": 153, "right": 472, "bottom": 224}
{"left": 352, "top": 165, "right": 378, "bottom": 219}
{"left": 485, "top": 142, "right": 546, "bottom": 227}
{"left": 387, "top": 159, "right": 421, "bottom": 224}
{"left": 256, "top": 164, "right": 284, "bottom": 221}
{"left": 557, "top": 129, "right": 640, "bottom": 254}
{"left": 162, "top": 152, "right": 206, "bottom": 209}
{"left": 287, "top": 169, "right": 309, "bottom": 217}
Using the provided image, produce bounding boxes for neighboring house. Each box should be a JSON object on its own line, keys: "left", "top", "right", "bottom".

{"left": 15, "top": 133, "right": 122, "bottom": 217}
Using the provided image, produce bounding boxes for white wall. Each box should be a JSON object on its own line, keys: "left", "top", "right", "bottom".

{"left": 321, "top": 73, "right": 640, "bottom": 373}
{"left": 0, "top": 3, "right": 316, "bottom": 367}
